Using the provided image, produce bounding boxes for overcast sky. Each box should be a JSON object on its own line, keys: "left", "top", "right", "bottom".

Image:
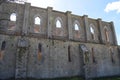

{"left": 26, "top": 0, "right": 120, "bottom": 45}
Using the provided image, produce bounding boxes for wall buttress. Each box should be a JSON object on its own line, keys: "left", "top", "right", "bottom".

{"left": 22, "top": 3, "right": 30, "bottom": 36}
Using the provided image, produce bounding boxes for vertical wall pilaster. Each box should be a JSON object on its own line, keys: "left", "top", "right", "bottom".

{"left": 15, "top": 3, "right": 30, "bottom": 79}
{"left": 47, "top": 7, "right": 53, "bottom": 38}
{"left": 22, "top": 3, "right": 30, "bottom": 35}
{"left": 98, "top": 18, "right": 104, "bottom": 44}
{"left": 110, "top": 22, "right": 118, "bottom": 45}
{"left": 15, "top": 38, "right": 29, "bottom": 79}
{"left": 83, "top": 15, "right": 89, "bottom": 42}
{"left": 66, "top": 11, "right": 73, "bottom": 40}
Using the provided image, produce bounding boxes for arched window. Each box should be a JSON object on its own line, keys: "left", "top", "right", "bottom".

{"left": 10, "top": 13, "right": 16, "bottom": 21}
{"left": 8, "top": 13, "right": 16, "bottom": 30}
{"left": 109, "top": 48, "right": 114, "bottom": 63}
{"left": 1, "top": 41, "right": 6, "bottom": 51}
{"left": 74, "top": 20, "right": 80, "bottom": 31}
{"left": 37, "top": 43, "right": 42, "bottom": 60}
{"left": 91, "top": 48, "right": 96, "bottom": 63}
{"left": 90, "top": 24, "right": 95, "bottom": 39}
{"left": 0, "top": 41, "right": 6, "bottom": 60}
{"left": 56, "top": 20, "right": 62, "bottom": 28}
{"left": 73, "top": 20, "right": 81, "bottom": 38}
{"left": 104, "top": 27, "right": 109, "bottom": 42}
{"left": 90, "top": 27, "right": 94, "bottom": 34}
{"left": 34, "top": 17, "right": 41, "bottom": 25}
{"left": 34, "top": 17, "right": 41, "bottom": 33}
{"left": 68, "top": 45, "right": 71, "bottom": 62}
{"left": 74, "top": 23, "right": 79, "bottom": 31}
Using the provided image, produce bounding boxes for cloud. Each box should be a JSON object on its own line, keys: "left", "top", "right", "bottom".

{"left": 104, "top": 0, "right": 120, "bottom": 13}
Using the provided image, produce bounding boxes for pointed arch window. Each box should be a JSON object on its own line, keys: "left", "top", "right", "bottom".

{"left": 1, "top": 41, "right": 6, "bottom": 51}
{"left": 90, "top": 24, "right": 95, "bottom": 40}
{"left": 68, "top": 45, "right": 71, "bottom": 62}
{"left": 104, "top": 27, "right": 109, "bottom": 42}
{"left": 0, "top": 41, "right": 6, "bottom": 60}
{"left": 73, "top": 20, "right": 81, "bottom": 38}
{"left": 91, "top": 48, "right": 96, "bottom": 63}
{"left": 109, "top": 48, "right": 115, "bottom": 63}
{"left": 74, "top": 23, "right": 79, "bottom": 31}
{"left": 56, "top": 19, "right": 62, "bottom": 28}
{"left": 8, "top": 13, "right": 16, "bottom": 30}
{"left": 10, "top": 13, "right": 16, "bottom": 21}
{"left": 34, "top": 16, "right": 41, "bottom": 33}
{"left": 34, "top": 17, "right": 41, "bottom": 25}
{"left": 74, "top": 20, "right": 80, "bottom": 31}
{"left": 37, "top": 43, "right": 42, "bottom": 60}
{"left": 90, "top": 27, "right": 94, "bottom": 34}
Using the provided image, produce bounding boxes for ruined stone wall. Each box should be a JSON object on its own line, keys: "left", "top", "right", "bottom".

{"left": 0, "top": 2, "right": 119, "bottom": 79}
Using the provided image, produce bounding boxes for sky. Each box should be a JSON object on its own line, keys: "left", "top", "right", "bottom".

{"left": 26, "top": 0, "right": 120, "bottom": 45}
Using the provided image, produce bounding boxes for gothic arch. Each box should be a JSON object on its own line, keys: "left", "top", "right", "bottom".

{"left": 34, "top": 17, "right": 41, "bottom": 25}
{"left": 72, "top": 20, "right": 81, "bottom": 39}
{"left": 8, "top": 13, "right": 17, "bottom": 30}
{"left": 90, "top": 24, "right": 95, "bottom": 40}
{"left": 104, "top": 26, "right": 111, "bottom": 42}
{"left": 54, "top": 17, "right": 64, "bottom": 36}
{"left": 0, "top": 41, "right": 6, "bottom": 60}
{"left": 34, "top": 14, "right": 41, "bottom": 33}
{"left": 109, "top": 47, "right": 115, "bottom": 63}
{"left": 55, "top": 17, "right": 63, "bottom": 28}
{"left": 10, "top": 13, "right": 17, "bottom": 22}
{"left": 73, "top": 20, "right": 80, "bottom": 31}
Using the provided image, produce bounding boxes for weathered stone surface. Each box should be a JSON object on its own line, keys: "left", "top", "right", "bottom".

{"left": 0, "top": 2, "right": 119, "bottom": 80}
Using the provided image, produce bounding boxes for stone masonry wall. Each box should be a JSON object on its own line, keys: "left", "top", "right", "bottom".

{"left": 0, "top": 2, "right": 120, "bottom": 79}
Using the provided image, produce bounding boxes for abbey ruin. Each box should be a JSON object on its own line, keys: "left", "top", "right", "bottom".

{"left": 0, "top": 2, "right": 120, "bottom": 80}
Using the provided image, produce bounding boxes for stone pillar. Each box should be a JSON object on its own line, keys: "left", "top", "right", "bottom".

{"left": 66, "top": 11, "right": 73, "bottom": 40}
{"left": 47, "top": 7, "right": 53, "bottom": 38}
{"left": 15, "top": 38, "right": 29, "bottom": 79}
{"left": 22, "top": 3, "right": 30, "bottom": 36}
{"left": 83, "top": 15, "right": 89, "bottom": 42}
{"left": 110, "top": 22, "right": 118, "bottom": 45}
{"left": 98, "top": 18, "right": 103, "bottom": 44}
{"left": 0, "top": 4, "right": 9, "bottom": 31}
{"left": 79, "top": 44, "right": 91, "bottom": 80}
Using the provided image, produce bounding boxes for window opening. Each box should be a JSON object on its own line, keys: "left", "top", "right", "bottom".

{"left": 0, "top": 41, "right": 6, "bottom": 60}
{"left": 90, "top": 25, "right": 95, "bottom": 39}
{"left": 56, "top": 20, "right": 62, "bottom": 28}
{"left": 68, "top": 45, "right": 71, "bottom": 62}
{"left": 105, "top": 28, "right": 109, "bottom": 42}
{"left": 91, "top": 48, "right": 96, "bottom": 63}
{"left": 110, "top": 48, "right": 115, "bottom": 63}
{"left": 1, "top": 41, "right": 6, "bottom": 51}
{"left": 8, "top": 13, "right": 16, "bottom": 30}
{"left": 34, "top": 17, "right": 41, "bottom": 33}
{"left": 74, "top": 23, "right": 79, "bottom": 31}
{"left": 38, "top": 43, "right": 42, "bottom": 60}
{"left": 10, "top": 13, "right": 16, "bottom": 21}
{"left": 34, "top": 17, "right": 41, "bottom": 25}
